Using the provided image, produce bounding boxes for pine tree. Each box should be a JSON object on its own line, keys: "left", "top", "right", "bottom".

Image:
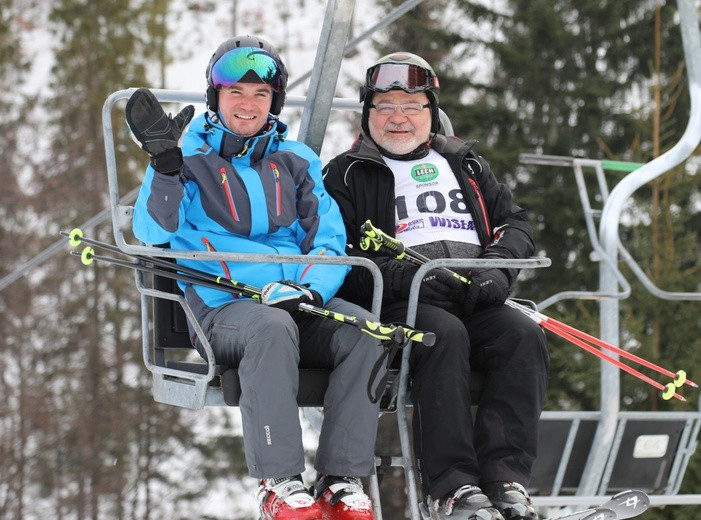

{"left": 439, "top": 0, "right": 699, "bottom": 413}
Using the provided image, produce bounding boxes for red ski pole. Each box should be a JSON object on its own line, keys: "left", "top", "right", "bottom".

{"left": 504, "top": 300, "right": 695, "bottom": 389}
{"left": 516, "top": 305, "right": 684, "bottom": 401}
{"left": 526, "top": 307, "right": 696, "bottom": 389}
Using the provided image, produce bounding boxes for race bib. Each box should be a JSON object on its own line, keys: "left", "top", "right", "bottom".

{"left": 386, "top": 149, "right": 480, "bottom": 247}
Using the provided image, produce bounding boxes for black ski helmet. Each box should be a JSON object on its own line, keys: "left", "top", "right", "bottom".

{"left": 360, "top": 52, "right": 441, "bottom": 134}
{"left": 205, "top": 35, "right": 288, "bottom": 116}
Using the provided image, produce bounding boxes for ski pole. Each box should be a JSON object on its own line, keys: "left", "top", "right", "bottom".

{"left": 504, "top": 299, "right": 694, "bottom": 390}
{"left": 507, "top": 301, "right": 684, "bottom": 401}
{"left": 359, "top": 219, "right": 695, "bottom": 398}
{"left": 64, "top": 229, "right": 264, "bottom": 297}
{"left": 73, "top": 244, "right": 433, "bottom": 347}
{"left": 361, "top": 220, "right": 469, "bottom": 281}
{"left": 65, "top": 229, "right": 436, "bottom": 347}
{"left": 71, "top": 248, "right": 250, "bottom": 298}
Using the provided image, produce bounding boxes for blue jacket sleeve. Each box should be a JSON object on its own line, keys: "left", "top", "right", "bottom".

{"left": 132, "top": 166, "right": 187, "bottom": 245}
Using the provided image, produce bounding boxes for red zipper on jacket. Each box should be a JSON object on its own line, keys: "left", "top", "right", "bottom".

{"left": 467, "top": 177, "right": 492, "bottom": 240}
{"left": 219, "top": 167, "right": 240, "bottom": 221}
{"left": 299, "top": 248, "right": 326, "bottom": 282}
{"left": 270, "top": 161, "right": 282, "bottom": 216}
{"left": 201, "top": 237, "right": 232, "bottom": 280}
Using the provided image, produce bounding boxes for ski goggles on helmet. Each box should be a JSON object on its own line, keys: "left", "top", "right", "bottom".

{"left": 211, "top": 47, "right": 285, "bottom": 92}
{"left": 365, "top": 63, "right": 438, "bottom": 93}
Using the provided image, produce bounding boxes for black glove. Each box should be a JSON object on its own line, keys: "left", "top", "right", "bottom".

{"left": 384, "top": 258, "right": 463, "bottom": 311}
{"left": 383, "top": 258, "right": 419, "bottom": 301}
{"left": 419, "top": 270, "right": 465, "bottom": 311}
{"left": 462, "top": 268, "right": 510, "bottom": 315}
{"left": 260, "top": 280, "right": 323, "bottom": 314}
{"left": 125, "top": 88, "right": 194, "bottom": 175}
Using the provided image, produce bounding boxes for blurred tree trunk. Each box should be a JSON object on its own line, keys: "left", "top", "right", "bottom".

{"left": 0, "top": 0, "right": 201, "bottom": 517}
{"left": 0, "top": 0, "right": 38, "bottom": 518}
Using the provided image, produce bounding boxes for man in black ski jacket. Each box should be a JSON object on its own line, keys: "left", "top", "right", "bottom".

{"left": 323, "top": 52, "right": 549, "bottom": 520}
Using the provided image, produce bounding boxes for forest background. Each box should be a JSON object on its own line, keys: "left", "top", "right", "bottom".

{"left": 1, "top": 0, "right": 700, "bottom": 518}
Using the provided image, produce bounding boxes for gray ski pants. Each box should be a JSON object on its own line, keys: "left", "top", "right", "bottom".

{"left": 200, "top": 297, "right": 384, "bottom": 479}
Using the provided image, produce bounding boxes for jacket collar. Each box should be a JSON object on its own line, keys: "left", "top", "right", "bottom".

{"left": 193, "top": 113, "right": 287, "bottom": 160}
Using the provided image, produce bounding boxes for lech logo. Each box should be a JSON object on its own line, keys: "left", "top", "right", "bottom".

{"left": 411, "top": 163, "right": 439, "bottom": 182}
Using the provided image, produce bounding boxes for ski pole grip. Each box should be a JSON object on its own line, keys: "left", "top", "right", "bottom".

{"left": 360, "top": 219, "right": 406, "bottom": 259}
{"left": 406, "top": 328, "right": 436, "bottom": 347}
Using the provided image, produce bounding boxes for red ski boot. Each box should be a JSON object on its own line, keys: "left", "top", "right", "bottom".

{"left": 314, "top": 475, "right": 374, "bottom": 519}
{"left": 257, "top": 476, "right": 323, "bottom": 519}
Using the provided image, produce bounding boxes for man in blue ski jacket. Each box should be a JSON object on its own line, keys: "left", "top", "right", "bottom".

{"left": 127, "top": 35, "right": 381, "bottom": 520}
{"left": 323, "top": 52, "right": 550, "bottom": 520}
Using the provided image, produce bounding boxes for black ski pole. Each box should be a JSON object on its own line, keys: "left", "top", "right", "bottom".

{"left": 63, "top": 228, "right": 262, "bottom": 295}
{"left": 65, "top": 229, "right": 436, "bottom": 347}
{"left": 71, "top": 248, "right": 249, "bottom": 298}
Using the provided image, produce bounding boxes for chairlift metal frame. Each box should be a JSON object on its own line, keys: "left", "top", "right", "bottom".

{"left": 99, "top": 0, "right": 701, "bottom": 515}
{"left": 7, "top": 0, "right": 694, "bottom": 516}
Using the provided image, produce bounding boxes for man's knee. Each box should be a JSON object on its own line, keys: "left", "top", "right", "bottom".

{"left": 233, "top": 306, "right": 300, "bottom": 363}
{"left": 413, "top": 311, "right": 469, "bottom": 363}
{"left": 510, "top": 321, "right": 549, "bottom": 373}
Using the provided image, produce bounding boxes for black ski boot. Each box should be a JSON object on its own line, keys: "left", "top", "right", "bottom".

{"left": 482, "top": 482, "right": 539, "bottom": 520}
{"left": 422, "top": 484, "right": 505, "bottom": 519}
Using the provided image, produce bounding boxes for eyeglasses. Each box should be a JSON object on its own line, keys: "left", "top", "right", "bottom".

{"left": 370, "top": 102, "right": 430, "bottom": 116}
{"left": 211, "top": 47, "right": 284, "bottom": 92}
{"left": 365, "top": 63, "right": 438, "bottom": 93}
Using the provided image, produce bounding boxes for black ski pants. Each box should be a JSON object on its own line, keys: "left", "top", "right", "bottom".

{"left": 381, "top": 301, "right": 550, "bottom": 501}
